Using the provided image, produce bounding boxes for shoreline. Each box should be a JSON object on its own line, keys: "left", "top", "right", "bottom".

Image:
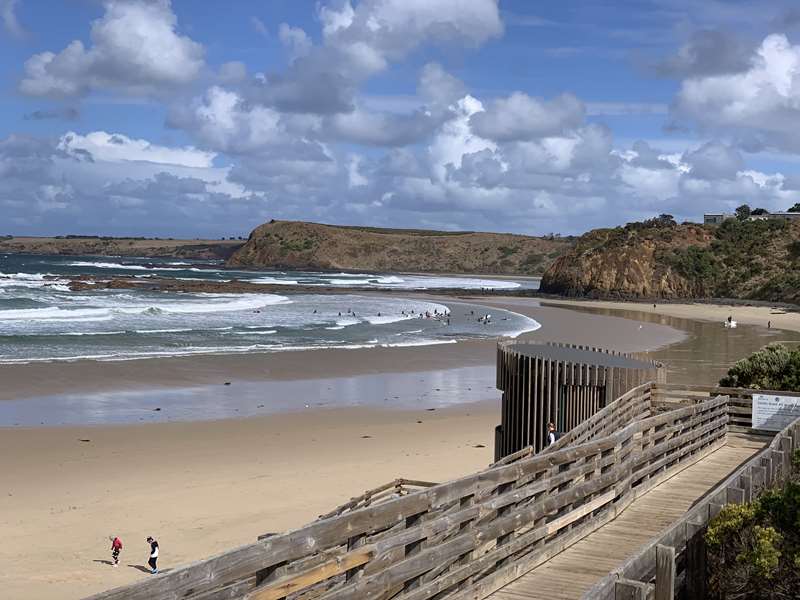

{"left": 539, "top": 297, "right": 800, "bottom": 334}
{"left": 0, "top": 297, "right": 683, "bottom": 405}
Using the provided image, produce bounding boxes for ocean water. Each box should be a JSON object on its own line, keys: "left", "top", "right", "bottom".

{"left": 0, "top": 254, "right": 540, "bottom": 363}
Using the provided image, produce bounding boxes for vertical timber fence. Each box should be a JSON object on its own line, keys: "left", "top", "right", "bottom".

{"left": 494, "top": 342, "right": 665, "bottom": 460}
{"left": 85, "top": 384, "right": 729, "bottom": 600}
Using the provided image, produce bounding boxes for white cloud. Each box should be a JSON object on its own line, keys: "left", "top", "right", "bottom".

{"left": 429, "top": 95, "right": 495, "bottom": 180}
{"left": 470, "top": 92, "right": 585, "bottom": 142}
{"left": 58, "top": 131, "right": 216, "bottom": 168}
{"left": 347, "top": 154, "right": 368, "bottom": 187}
{"left": 417, "top": 63, "right": 466, "bottom": 109}
{"left": 279, "top": 23, "right": 312, "bottom": 58}
{"left": 674, "top": 34, "right": 800, "bottom": 152}
{"left": 19, "top": 0, "right": 204, "bottom": 97}
{"left": 170, "top": 86, "right": 284, "bottom": 154}
{"left": 682, "top": 141, "right": 743, "bottom": 180}
{"left": 247, "top": 0, "right": 501, "bottom": 115}
{"left": 320, "top": 0, "right": 502, "bottom": 75}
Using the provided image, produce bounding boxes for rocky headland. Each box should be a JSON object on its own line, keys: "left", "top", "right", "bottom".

{"left": 540, "top": 216, "right": 800, "bottom": 304}
{"left": 226, "top": 220, "right": 571, "bottom": 276}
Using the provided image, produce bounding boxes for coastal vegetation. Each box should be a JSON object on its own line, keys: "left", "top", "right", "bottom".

{"left": 227, "top": 220, "right": 573, "bottom": 275}
{"left": 706, "top": 345, "right": 800, "bottom": 596}
{"left": 541, "top": 216, "right": 800, "bottom": 303}
{"left": 719, "top": 344, "right": 800, "bottom": 391}
{"left": 705, "top": 451, "right": 800, "bottom": 598}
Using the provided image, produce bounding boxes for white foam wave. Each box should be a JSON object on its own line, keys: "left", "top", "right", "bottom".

{"left": 0, "top": 306, "right": 111, "bottom": 322}
{"left": 134, "top": 328, "right": 195, "bottom": 334}
{"left": 328, "top": 278, "right": 372, "bottom": 285}
{"left": 59, "top": 330, "right": 127, "bottom": 336}
{"left": 114, "top": 294, "right": 288, "bottom": 316}
{"left": 67, "top": 261, "right": 150, "bottom": 270}
{"left": 382, "top": 339, "right": 459, "bottom": 348}
{"left": 335, "top": 318, "right": 359, "bottom": 327}
{"left": 0, "top": 272, "right": 71, "bottom": 291}
{"left": 251, "top": 277, "right": 299, "bottom": 285}
{"left": 233, "top": 330, "right": 276, "bottom": 335}
{"left": 364, "top": 314, "right": 416, "bottom": 325}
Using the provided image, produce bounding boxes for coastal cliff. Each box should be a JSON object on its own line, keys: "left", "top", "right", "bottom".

{"left": 541, "top": 217, "right": 800, "bottom": 303}
{"left": 227, "top": 220, "right": 571, "bottom": 275}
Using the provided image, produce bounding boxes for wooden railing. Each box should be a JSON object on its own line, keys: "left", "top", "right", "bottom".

{"left": 492, "top": 381, "right": 654, "bottom": 467}
{"left": 582, "top": 414, "right": 800, "bottom": 600}
{"left": 651, "top": 383, "right": 800, "bottom": 432}
{"left": 315, "top": 479, "right": 438, "bottom": 521}
{"left": 496, "top": 381, "right": 799, "bottom": 468}
{"left": 85, "top": 390, "right": 729, "bottom": 600}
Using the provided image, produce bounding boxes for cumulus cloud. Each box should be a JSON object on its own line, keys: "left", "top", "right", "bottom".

{"left": 682, "top": 142, "right": 743, "bottom": 180}
{"left": 674, "top": 34, "right": 800, "bottom": 152}
{"left": 652, "top": 30, "right": 752, "bottom": 78}
{"left": 326, "top": 105, "right": 442, "bottom": 146}
{"left": 470, "top": 93, "right": 585, "bottom": 142}
{"left": 418, "top": 63, "right": 466, "bottom": 109}
{"left": 19, "top": 0, "right": 204, "bottom": 97}
{"left": 58, "top": 131, "right": 216, "bottom": 168}
{"left": 168, "top": 86, "right": 330, "bottom": 160}
{"left": 0, "top": 131, "right": 270, "bottom": 236}
{"left": 278, "top": 23, "right": 312, "bottom": 58}
{"left": 246, "top": 0, "right": 501, "bottom": 115}
{"left": 319, "top": 0, "right": 503, "bottom": 69}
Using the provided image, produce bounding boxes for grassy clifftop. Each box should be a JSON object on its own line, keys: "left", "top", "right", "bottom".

{"left": 540, "top": 217, "right": 800, "bottom": 304}
{"left": 227, "top": 220, "right": 572, "bottom": 275}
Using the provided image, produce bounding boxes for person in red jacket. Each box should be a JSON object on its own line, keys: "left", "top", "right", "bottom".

{"left": 109, "top": 535, "right": 123, "bottom": 567}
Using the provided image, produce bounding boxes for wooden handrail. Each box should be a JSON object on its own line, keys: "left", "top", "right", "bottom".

{"left": 582, "top": 413, "right": 800, "bottom": 600}
{"left": 85, "top": 387, "right": 730, "bottom": 600}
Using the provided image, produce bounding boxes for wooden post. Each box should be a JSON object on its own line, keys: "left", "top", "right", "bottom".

{"left": 616, "top": 579, "right": 648, "bottom": 600}
{"left": 686, "top": 523, "right": 707, "bottom": 600}
{"left": 655, "top": 544, "right": 675, "bottom": 600}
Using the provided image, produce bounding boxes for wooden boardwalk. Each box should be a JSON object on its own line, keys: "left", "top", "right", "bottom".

{"left": 489, "top": 435, "right": 765, "bottom": 600}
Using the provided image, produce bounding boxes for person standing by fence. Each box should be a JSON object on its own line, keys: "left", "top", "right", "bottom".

{"left": 146, "top": 537, "right": 159, "bottom": 574}
{"left": 547, "top": 422, "right": 557, "bottom": 446}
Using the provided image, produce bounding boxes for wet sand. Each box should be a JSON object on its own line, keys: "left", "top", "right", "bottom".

{"left": 3, "top": 297, "right": 799, "bottom": 598}
{"left": 539, "top": 299, "right": 800, "bottom": 385}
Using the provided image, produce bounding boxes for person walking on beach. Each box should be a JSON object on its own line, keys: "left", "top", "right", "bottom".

{"left": 547, "top": 422, "right": 557, "bottom": 446}
{"left": 146, "top": 537, "right": 159, "bottom": 574}
{"left": 109, "top": 535, "right": 123, "bottom": 567}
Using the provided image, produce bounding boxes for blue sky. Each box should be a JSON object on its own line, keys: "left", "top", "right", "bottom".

{"left": 1, "top": 0, "right": 800, "bottom": 237}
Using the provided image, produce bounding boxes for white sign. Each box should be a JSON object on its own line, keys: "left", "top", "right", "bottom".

{"left": 752, "top": 393, "right": 800, "bottom": 431}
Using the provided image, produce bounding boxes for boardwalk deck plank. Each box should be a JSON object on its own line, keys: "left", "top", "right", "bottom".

{"left": 488, "top": 441, "right": 762, "bottom": 600}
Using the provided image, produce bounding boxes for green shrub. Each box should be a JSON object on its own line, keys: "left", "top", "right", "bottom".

{"left": 719, "top": 344, "right": 800, "bottom": 391}
{"left": 706, "top": 481, "right": 800, "bottom": 597}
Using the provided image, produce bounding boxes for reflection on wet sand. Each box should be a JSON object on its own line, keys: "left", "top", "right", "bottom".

{"left": 548, "top": 303, "right": 800, "bottom": 385}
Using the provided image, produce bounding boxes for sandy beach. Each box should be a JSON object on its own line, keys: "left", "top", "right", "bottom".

{"left": 540, "top": 298, "right": 800, "bottom": 334}
{"left": 3, "top": 296, "right": 800, "bottom": 599}
{"left": 0, "top": 403, "right": 498, "bottom": 599}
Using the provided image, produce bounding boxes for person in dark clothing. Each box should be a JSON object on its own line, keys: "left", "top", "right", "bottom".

{"left": 146, "top": 537, "right": 159, "bottom": 574}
